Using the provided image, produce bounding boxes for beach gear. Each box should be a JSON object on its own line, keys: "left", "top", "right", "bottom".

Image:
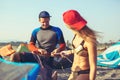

{"left": 97, "top": 42, "right": 120, "bottom": 68}
{"left": 63, "top": 10, "right": 87, "bottom": 30}
{"left": 17, "top": 43, "right": 73, "bottom": 69}
{"left": 39, "top": 11, "right": 51, "bottom": 18}
{"left": 0, "top": 58, "right": 40, "bottom": 80}
{"left": 12, "top": 43, "right": 73, "bottom": 69}
{"left": 16, "top": 43, "right": 30, "bottom": 53}
{"left": 0, "top": 44, "right": 15, "bottom": 56}
{"left": 52, "top": 54, "right": 73, "bottom": 69}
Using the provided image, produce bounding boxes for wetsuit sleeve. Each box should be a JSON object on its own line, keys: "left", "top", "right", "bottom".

{"left": 28, "top": 28, "right": 39, "bottom": 52}
{"left": 28, "top": 42, "right": 38, "bottom": 52}
{"left": 58, "top": 29, "right": 66, "bottom": 51}
{"left": 59, "top": 43, "right": 66, "bottom": 51}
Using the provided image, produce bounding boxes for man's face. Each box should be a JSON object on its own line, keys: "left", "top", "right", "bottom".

{"left": 39, "top": 18, "right": 50, "bottom": 29}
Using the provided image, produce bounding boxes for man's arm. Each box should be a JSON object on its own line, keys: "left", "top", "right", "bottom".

{"left": 28, "top": 42, "right": 38, "bottom": 52}
{"left": 58, "top": 43, "right": 66, "bottom": 51}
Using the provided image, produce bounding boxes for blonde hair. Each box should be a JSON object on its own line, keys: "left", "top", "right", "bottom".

{"left": 77, "top": 25, "right": 99, "bottom": 44}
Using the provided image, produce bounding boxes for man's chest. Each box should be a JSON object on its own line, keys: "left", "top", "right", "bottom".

{"left": 37, "top": 30, "right": 57, "bottom": 42}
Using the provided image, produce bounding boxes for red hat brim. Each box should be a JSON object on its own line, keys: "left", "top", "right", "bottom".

{"left": 70, "top": 20, "right": 87, "bottom": 30}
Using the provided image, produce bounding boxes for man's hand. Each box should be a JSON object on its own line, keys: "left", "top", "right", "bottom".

{"left": 38, "top": 49, "right": 48, "bottom": 55}
{"left": 51, "top": 48, "right": 60, "bottom": 57}
{"left": 52, "top": 48, "right": 60, "bottom": 53}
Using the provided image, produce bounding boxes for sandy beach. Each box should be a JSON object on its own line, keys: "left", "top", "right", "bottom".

{"left": 1, "top": 43, "right": 120, "bottom": 80}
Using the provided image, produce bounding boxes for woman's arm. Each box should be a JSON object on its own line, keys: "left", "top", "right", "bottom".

{"left": 86, "top": 41, "right": 97, "bottom": 80}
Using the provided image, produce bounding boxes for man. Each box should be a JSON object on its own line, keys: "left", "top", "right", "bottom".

{"left": 28, "top": 11, "right": 66, "bottom": 80}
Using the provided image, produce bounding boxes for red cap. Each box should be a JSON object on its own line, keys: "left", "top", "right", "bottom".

{"left": 63, "top": 10, "right": 87, "bottom": 30}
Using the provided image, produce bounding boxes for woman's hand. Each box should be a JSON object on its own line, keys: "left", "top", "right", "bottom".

{"left": 60, "top": 50, "right": 71, "bottom": 58}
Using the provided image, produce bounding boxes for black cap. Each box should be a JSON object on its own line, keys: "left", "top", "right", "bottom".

{"left": 39, "top": 11, "right": 51, "bottom": 18}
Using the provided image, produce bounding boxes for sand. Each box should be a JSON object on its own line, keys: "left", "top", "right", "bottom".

{"left": 1, "top": 44, "right": 120, "bottom": 80}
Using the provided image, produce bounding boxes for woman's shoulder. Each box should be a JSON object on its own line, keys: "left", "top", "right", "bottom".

{"left": 84, "top": 37, "right": 97, "bottom": 47}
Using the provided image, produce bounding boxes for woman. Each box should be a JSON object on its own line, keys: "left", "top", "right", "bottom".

{"left": 60, "top": 10, "right": 99, "bottom": 80}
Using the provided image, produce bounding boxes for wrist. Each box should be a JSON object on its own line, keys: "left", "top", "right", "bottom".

{"left": 70, "top": 49, "right": 74, "bottom": 54}
{"left": 69, "top": 50, "right": 73, "bottom": 54}
{"left": 56, "top": 48, "right": 61, "bottom": 52}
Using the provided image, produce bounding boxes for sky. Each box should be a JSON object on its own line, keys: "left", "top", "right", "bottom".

{"left": 0, "top": 0, "right": 120, "bottom": 43}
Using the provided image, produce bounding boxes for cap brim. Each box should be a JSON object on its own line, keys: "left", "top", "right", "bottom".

{"left": 71, "top": 21, "right": 87, "bottom": 30}
{"left": 39, "top": 16, "right": 51, "bottom": 18}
